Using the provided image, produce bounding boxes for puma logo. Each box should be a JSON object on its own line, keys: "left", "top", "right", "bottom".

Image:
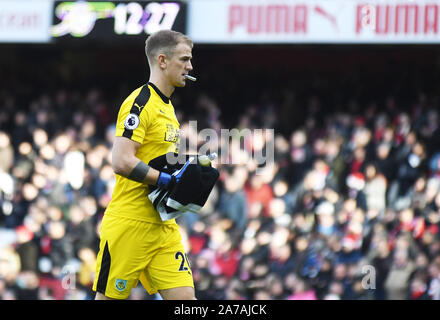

{"left": 134, "top": 103, "right": 143, "bottom": 112}
{"left": 314, "top": 6, "right": 338, "bottom": 31}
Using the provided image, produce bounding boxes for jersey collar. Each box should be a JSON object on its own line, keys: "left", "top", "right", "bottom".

{"left": 148, "top": 82, "right": 170, "bottom": 104}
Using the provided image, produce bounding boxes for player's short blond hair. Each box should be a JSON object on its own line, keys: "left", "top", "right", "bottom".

{"left": 145, "top": 30, "right": 193, "bottom": 66}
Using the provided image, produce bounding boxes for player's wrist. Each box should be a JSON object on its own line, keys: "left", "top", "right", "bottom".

{"left": 127, "top": 160, "right": 150, "bottom": 183}
{"left": 157, "top": 172, "right": 172, "bottom": 189}
{"left": 156, "top": 158, "right": 193, "bottom": 190}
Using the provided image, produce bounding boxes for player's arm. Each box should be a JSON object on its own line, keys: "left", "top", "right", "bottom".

{"left": 111, "top": 136, "right": 173, "bottom": 188}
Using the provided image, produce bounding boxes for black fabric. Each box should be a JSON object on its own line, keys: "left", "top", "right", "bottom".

{"left": 152, "top": 188, "right": 169, "bottom": 208}
{"left": 169, "top": 163, "right": 219, "bottom": 208}
{"left": 122, "top": 84, "right": 151, "bottom": 139}
{"left": 148, "top": 153, "right": 219, "bottom": 215}
{"left": 149, "top": 153, "right": 195, "bottom": 214}
{"left": 148, "top": 152, "right": 184, "bottom": 175}
{"left": 96, "top": 241, "right": 111, "bottom": 294}
{"left": 148, "top": 82, "right": 170, "bottom": 104}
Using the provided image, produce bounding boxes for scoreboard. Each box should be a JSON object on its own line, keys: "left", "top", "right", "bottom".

{"left": 51, "top": 1, "right": 186, "bottom": 40}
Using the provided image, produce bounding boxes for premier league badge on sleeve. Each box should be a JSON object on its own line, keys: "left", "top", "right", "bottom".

{"left": 124, "top": 113, "right": 140, "bottom": 130}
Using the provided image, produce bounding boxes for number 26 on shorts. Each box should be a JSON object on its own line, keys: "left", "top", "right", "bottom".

{"left": 175, "top": 251, "right": 191, "bottom": 272}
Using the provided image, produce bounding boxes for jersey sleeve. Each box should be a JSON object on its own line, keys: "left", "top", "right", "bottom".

{"left": 115, "top": 86, "right": 151, "bottom": 144}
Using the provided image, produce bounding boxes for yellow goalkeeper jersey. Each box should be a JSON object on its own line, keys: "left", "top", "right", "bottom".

{"left": 106, "top": 82, "right": 180, "bottom": 224}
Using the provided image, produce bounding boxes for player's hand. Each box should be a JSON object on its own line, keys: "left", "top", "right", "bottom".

{"left": 156, "top": 158, "right": 192, "bottom": 190}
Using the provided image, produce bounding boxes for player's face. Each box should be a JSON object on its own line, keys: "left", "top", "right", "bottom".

{"left": 166, "top": 42, "right": 193, "bottom": 88}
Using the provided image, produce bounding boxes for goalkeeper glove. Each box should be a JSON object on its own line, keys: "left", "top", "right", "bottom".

{"left": 156, "top": 158, "right": 192, "bottom": 190}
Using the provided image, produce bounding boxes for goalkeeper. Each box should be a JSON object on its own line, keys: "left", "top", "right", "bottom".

{"left": 93, "top": 30, "right": 196, "bottom": 300}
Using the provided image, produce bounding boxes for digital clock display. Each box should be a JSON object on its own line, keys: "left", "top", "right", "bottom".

{"left": 52, "top": 1, "right": 186, "bottom": 40}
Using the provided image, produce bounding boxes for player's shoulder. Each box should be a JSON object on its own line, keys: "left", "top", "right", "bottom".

{"left": 122, "top": 84, "right": 152, "bottom": 108}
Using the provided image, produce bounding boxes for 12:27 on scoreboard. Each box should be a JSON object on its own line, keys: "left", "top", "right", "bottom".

{"left": 52, "top": 1, "right": 184, "bottom": 38}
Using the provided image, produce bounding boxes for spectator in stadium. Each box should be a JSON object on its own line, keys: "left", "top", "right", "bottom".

{"left": 384, "top": 248, "right": 416, "bottom": 300}
{"left": 217, "top": 169, "right": 247, "bottom": 232}
{"left": 2, "top": 55, "right": 440, "bottom": 301}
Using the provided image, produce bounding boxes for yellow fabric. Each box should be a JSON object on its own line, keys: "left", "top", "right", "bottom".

{"left": 108, "top": 83, "right": 180, "bottom": 224}
{"left": 92, "top": 214, "right": 193, "bottom": 299}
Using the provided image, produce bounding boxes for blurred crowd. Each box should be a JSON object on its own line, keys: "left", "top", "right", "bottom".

{"left": 0, "top": 82, "right": 440, "bottom": 300}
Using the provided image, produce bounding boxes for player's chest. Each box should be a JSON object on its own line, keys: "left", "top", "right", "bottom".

{"left": 149, "top": 109, "right": 180, "bottom": 144}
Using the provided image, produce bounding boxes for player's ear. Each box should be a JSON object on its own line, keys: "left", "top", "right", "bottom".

{"left": 157, "top": 54, "right": 167, "bottom": 69}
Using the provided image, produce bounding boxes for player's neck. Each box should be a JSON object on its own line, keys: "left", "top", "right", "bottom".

{"left": 148, "top": 75, "right": 174, "bottom": 98}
